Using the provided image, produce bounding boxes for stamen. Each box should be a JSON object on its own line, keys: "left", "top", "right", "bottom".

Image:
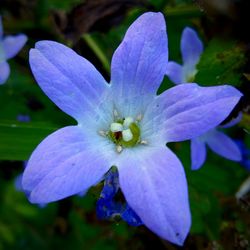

{"left": 113, "top": 109, "right": 119, "bottom": 117}
{"left": 123, "top": 117, "right": 134, "bottom": 128}
{"left": 110, "top": 123, "right": 123, "bottom": 132}
{"left": 122, "top": 129, "right": 133, "bottom": 142}
{"left": 136, "top": 114, "right": 143, "bottom": 121}
{"left": 140, "top": 140, "right": 148, "bottom": 145}
{"left": 108, "top": 115, "right": 141, "bottom": 150}
{"left": 99, "top": 130, "right": 107, "bottom": 137}
{"left": 116, "top": 145, "right": 123, "bottom": 153}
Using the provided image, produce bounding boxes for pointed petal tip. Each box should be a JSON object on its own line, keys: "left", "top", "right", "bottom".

{"left": 223, "top": 84, "right": 243, "bottom": 97}
{"left": 2, "top": 33, "right": 27, "bottom": 59}
{"left": 35, "top": 40, "right": 57, "bottom": 49}
{"left": 20, "top": 33, "right": 28, "bottom": 43}
{"left": 132, "top": 11, "right": 166, "bottom": 32}
{"left": 29, "top": 48, "right": 41, "bottom": 70}
{"left": 191, "top": 138, "right": 207, "bottom": 170}
{"left": 118, "top": 147, "right": 191, "bottom": 246}
{"left": 28, "top": 190, "right": 56, "bottom": 204}
{"left": 191, "top": 163, "right": 202, "bottom": 171}
{"left": 183, "top": 26, "right": 195, "bottom": 33}
{"left": 205, "top": 129, "right": 243, "bottom": 162}
{"left": 140, "top": 11, "right": 164, "bottom": 19}
{"left": 181, "top": 26, "right": 203, "bottom": 65}
{"left": 156, "top": 211, "right": 191, "bottom": 246}
{"left": 183, "top": 27, "right": 201, "bottom": 39}
{"left": 195, "top": 83, "right": 243, "bottom": 104}
{"left": 111, "top": 11, "right": 168, "bottom": 97}
{"left": 21, "top": 162, "right": 34, "bottom": 194}
{"left": 29, "top": 48, "right": 36, "bottom": 56}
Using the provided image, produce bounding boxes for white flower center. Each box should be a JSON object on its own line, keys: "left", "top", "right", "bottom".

{"left": 98, "top": 111, "right": 147, "bottom": 153}
{"left": 110, "top": 116, "right": 134, "bottom": 142}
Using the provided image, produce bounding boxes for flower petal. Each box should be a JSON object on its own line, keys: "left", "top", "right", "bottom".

{"left": 191, "top": 137, "right": 207, "bottom": 170}
{"left": 220, "top": 112, "right": 242, "bottom": 128}
{"left": 22, "top": 126, "right": 115, "bottom": 203}
{"left": 0, "top": 61, "right": 10, "bottom": 84}
{"left": 3, "top": 34, "right": 27, "bottom": 59}
{"left": 29, "top": 41, "right": 110, "bottom": 123}
{"left": 111, "top": 12, "right": 168, "bottom": 98}
{"left": 100, "top": 169, "right": 119, "bottom": 200}
{"left": 206, "top": 129, "right": 242, "bottom": 161}
{"left": 165, "top": 61, "right": 184, "bottom": 84}
{"left": 121, "top": 204, "right": 143, "bottom": 226}
{"left": 145, "top": 83, "right": 242, "bottom": 142}
{"left": 181, "top": 27, "right": 203, "bottom": 66}
{"left": 96, "top": 197, "right": 123, "bottom": 219}
{"left": 118, "top": 146, "right": 191, "bottom": 246}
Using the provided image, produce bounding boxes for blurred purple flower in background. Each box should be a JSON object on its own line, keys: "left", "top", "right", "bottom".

{"left": 0, "top": 16, "right": 27, "bottom": 85}
{"left": 191, "top": 125, "right": 242, "bottom": 170}
{"left": 235, "top": 139, "right": 250, "bottom": 201}
{"left": 235, "top": 140, "right": 250, "bottom": 171}
{"left": 166, "top": 27, "right": 203, "bottom": 84}
{"left": 21, "top": 12, "right": 242, "bottom": 245}
{"left": 96, "top": 167, "right": 143, "bottom": 226}
{"left": 166, "top": 27, "right": 242, "bottom": 170}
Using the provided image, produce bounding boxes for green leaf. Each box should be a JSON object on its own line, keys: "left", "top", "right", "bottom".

{"left": 239, "top": 113, "right": 250, "bottom": 134}
{"left": 195, "top": 39, "right": 246, "bottom": 87}
{"left": 0, "top": 121, "right": 57, "bottom": 161}
{"left": 164, "top": 4, "right": 203, "bottom": 18}
{"left": 172, "top": 141, "right": 248, "bottom": 239}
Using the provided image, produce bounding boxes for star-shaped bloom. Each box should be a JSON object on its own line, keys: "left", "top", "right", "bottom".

{"left": 166, "top": 27, "right": 203, "bottom": 84}
{"left": 0, "top": 16, "right": 27, "bottom": 84}
{"left": 165, "top": 27, "right": 242, "bottom": 170}
{"left": 22, "top": 12, "right": 242, "bottom": 245}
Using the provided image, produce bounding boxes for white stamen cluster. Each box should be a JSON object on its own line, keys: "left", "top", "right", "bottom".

{"left": 110, "top": 117, "right": 134, "bottom": 142}
{"left": 98, "top": 110, "right": 147, "bottom": 154}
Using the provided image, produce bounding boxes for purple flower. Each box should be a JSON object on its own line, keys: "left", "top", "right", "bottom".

{"left": 22, "top": 12, "right": 242, "bottom": 245}
{"left": 166, "top": 27, "right": 203, "bottom": 84}
{"left": 0, "top": 16, "right": 27, "bottom": 85}
{"left": 191, "top": 126, "right": 242, "bottom": 170}
{"left": 96, "top": 168, "right": 143, "bottom": 226}
{"left": 166, "top": 27, "right": 242, "bottom": 170}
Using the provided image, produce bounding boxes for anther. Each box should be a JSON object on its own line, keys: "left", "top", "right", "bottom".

{"left": 98, "top": 130, "right": 107, "bottom": 137}
{"left": 122, "top": 129, "right": 133, "bottom": 142}
{"left": 116, "top": 145, "right": 123, "bottom": 153}
{"left": 123, "top": 117, "right": 134, "bottom": 128}
{"left": 136, "top": 114, "right": 143, "bottom": 121}
{"left": 110, "top": 123, "right": 123, "bottom": 132}
{"left": 113, "top": 109, "right": 119, "bottom": 117}
{"left": 140, "top": 140, "right": 148, "bottom": 145}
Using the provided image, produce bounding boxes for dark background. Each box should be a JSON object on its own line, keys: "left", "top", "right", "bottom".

{"left": 0, "top": 0, "right": 250, "bottom": 249}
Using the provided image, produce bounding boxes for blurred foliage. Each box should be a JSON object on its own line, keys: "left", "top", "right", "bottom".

{"left": 0, "top": 0, "right": 250, "bottom": 249}
{"left": 239, "top": 113, "right": 250, "bottom": 134}
{"left": 0, "top": 121, "right": 57, "bottom": 160}
{"left": 195, "top": 39, "right": 246, "bottom": 87}
{"left": 174, "top": 141, "right": 249, "bottom": 238}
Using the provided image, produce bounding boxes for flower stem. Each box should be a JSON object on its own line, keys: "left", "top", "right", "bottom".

{"left": 82, "top": 34, "right": 110, "bottom": 73}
